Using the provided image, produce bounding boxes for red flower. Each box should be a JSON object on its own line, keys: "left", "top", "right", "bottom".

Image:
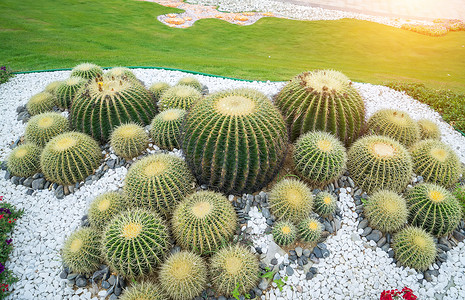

{"left": 0, "top": 214, "right": 4, "bottom": 219}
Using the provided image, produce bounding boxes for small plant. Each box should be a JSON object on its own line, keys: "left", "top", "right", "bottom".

{"left": 231, "top": 283, "right": 251, "bottom": 300}
{"left": 7, "top": 143, "right": 41, "bottom": 177}
{"left": 62, "top": 227, "right": 102, "bottom": 274}
{"left": 55, "top": 76, "right": 87, "bottom": 109}
{"left": 176, "top": 76, "right": 203, "bottom": 92}
{"left": 363, "top": 190, "right": 408, "bottom": 233}
{"left": 0, "top": 65, "right": 14, "bottom": 84}
{"left": 44, "top": 80, "right": 63, "bottom": 95}
{"left": 272, "top": 220, "right": 297, "bottom": 246}
{"left": 380, "top": 287, "right": 418, "bottom": 300}
{"left": 392, "top": 226, "right": 436, "bottom": 271}
{"left": 25, "top": 112, "right": 70, "bottom": 147}
{"left": 87, "top": 191, "right": 125, "bottom": 231}
{"left": 110, "top": 123, "right": 149, "bottom": 159}
{"left": 70, "top": 62, "right": 103, "bottom": 79}
{"left": 149, "top": 81, "right": 170, "bottom": 100}
{"left": 26, "top": 92, "right": 55, "bottom": 116}
{"left": 298, "top": 217, "right": 323, "bottom": 243}
{"left": 158, "top": 85, "right": 201, "bottom": 111}
{"left": 119, "top": 281, "right": 166, "bottom": 300}
{"left": 313, "top": 191, "right": 337, "bottom": 217}
{"left": 417, "top": 119, "right": 440, "bottom": 140}
{"left": 150, "top": 109, "right": 187, "bottom": 150}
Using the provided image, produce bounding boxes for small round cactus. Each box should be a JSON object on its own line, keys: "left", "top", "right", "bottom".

{"left": 158, "top": 85, "right": 201, "bottom": 111}
{"left": 269, "top": 178, "right": 313, "bottom": 223}
{"left": 120, "top": 282, "right": 166, "bottom": 300}
{"left": 25, "top": 112, "right": 70, "bottom": 147}
{"left": 172, "top": 191, "right": 237, "bottom": 255}
{"left": 149, "top": 82, "right": 170, "bottom": 100}
{"left": 102, "top": 209, "right": 170, "bottom": 279}
{"left": 55, "top": 76, "right": 88, "bottom": 109}
{"left": 40, "top": 132, "right": 101, "bottom": 185}
{"left": 110, "top": 123, "right": 149, "bottom": 159}
{"left": 104, "top": 67, "right": 138, "bottom": 81}
{"left": 364, "top": 190, "right": 408, "bottom": 233}
{"left": 210, "top": 245, "right": 260, "bottom": 297}
{"left": 407, "top": 183, "right": 462, "bottom": 237}
{"left": 313, "top": 191, "right": 337, "bottom": 217}
{"left": 298, "top": 217, "right": 323, "bottom": 243}
{"left": 272, "top": 220, "right": 297, "bottom": 246}
{"left": 347, "top": 135, "right": 413, "bottom": 194}
{"left": 26, "top": 92, "right": 55, "bottom": 115}
{"left": 176, "top": 76, "right": 203, "bottom": 92}
{"left": 70, "top": 63, "right": 103, "bottom": 79}
{"left": 417, "top": 119, "right": 440, "bottom": 140}
{"left": 159, "top": 251, "right": 208, "bottom": 300}
{"left": 44, "top": 80, "right": 63, "bottom": 95}
{"left": 392, "top": 226, "right": 437, "bottom": 271}
{"left": 410, "top": 139, "right": 461, "bottom": 187}
{"left": 150, "top": 109, "right": 186, "bottom": 150}
{"left": 62, "top": 227, "right": 101, "bottom": 274}
{"left": 7, "top": 143, "right": 42, "bottom": 177}
{"left": 88, "top": 192, "right": 125, "bottom": 231}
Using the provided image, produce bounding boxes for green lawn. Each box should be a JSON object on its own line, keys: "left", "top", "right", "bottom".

{"left": 1, "top": 0, "right": 464, "bottom": 92}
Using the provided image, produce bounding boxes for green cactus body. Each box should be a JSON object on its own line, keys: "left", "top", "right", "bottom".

{"left": 417, "top": 119, "right": 441, "bottom": 140}
{"left": 150, "top": 109, "right": 187, "bottom": 150}
{"left": 298, "top": 217, "right": 323, "bottom": 243}
{"left": 7, "top": 144, "right": 41, "bottom": 177}
{"left": 26, "top": 92, "right": 55, "bottom": 115}
{"left": 102, "top": 209, "right": 170, "bottom": 279}
{"left": 70, "top": 63, "right": 103, "bottom": 79}
{"left": 71, "top": 77, "right": 156, "bottom": 142}
{"left": 158, "top": 85, "right": 201, "bottom": 111}
{"left": 367, "top": 109, "right": 420, "bottom": 147}
{"left": 104, "top": 67, "right": 138, "bottom": 81}
{"left": 120, "top": 282, "right": 167, "bottom": 300}
{"left": 407, "top": 183, "right": 462, "bottom": 237}
{"left": 269, "top": 178, "right": 313, "bottom": 223}
{"left": 62, "top": 228, "right": 101, "bottom": 274}
{"left": 293, "top": 131, "right": 347, "bottom": 185}
{"left": 364, "top": 190, "right": 408, "bottom": 233}
{"left": 149, "top": 82, "right": 170, "bottom": 101}
{"left": 210, "top": 245, "right": 260, "bottom": 297}
{"left": 410, "top": 139, "right": 461, "bottom": 187}
{"left": 313, "top": 191, "right": 337, "bottom": 217}
{"left": 45, "top": 80, "right": 63, "bottom": 95}
{"left": 110, "top": 123, "right": 149, "bottom": 159}
{"left": 40, "top": 132, "right": 101, "bottom": 185}
{"left": 272, "top": 220, "right": 297, "bottom": 246}
{"left": 347, "top": 135, "right": 413, "bottom": 194}
{"left": 182, "top": 88, "right": 288, "bottom": 194}
{"left": 25, "top": 112, "right": 70, "bottom": 147}
{"left": 88, "top": 192, "right": 125, "bottom": 231}
{"left": 159, "top": 251, "right": 208, "bottom": 300}
{"left": 55, "top": 76, "right": 88, "bottom": 109}
{"left": 275, "top": 70, "right": 365, "bottom": 144}
{"left": 172, "top": 191, "right": 237, "bottom": 255}
{"left": 124, "top": 154, "right": 195, "bottom": 217}
{"left": 392, "top": 226, "right": 436, "bottom": 271}
{"left": 176, "top": 76, "right": 203, "bottom": 92}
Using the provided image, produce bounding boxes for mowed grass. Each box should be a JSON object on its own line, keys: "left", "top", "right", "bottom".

{"left": 1, "top": 0, "right": 464, "bottom": 92}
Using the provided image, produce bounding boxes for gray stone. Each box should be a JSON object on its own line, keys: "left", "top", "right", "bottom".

{"left": 26, "top": 189, "right": 33, "bottom": 195}
{"left": 23, "top": 177, "right": 34, "bottom": 188}
{"left": 285, "top": 266, "right": 294, "bottom": 276}
{"left": 358, "top": 219, "right": 369, "bottom": 230}
{"left": 313, "top": 247, "right": 323, "bottom": 258}
{"left": 107, "top": 159, "right": 116, "bottom": 169}
{"left": 303, "top": 249, "right": 311, "bottom": 257}
{"left": 4, "top": 170, "right": 10, "bottom": 180}
{"left": 309, "top": 267, "right": 318, "bottom": 274}
{"left": 347, "top": 177, "right": 355, "bottom": 188}
{"left": 59, "top": 270, "right": 68, "bottom": 279}
{"left": 438, "top": 252, "right": 448, "bottom": 262}
{"left": 306, "top": 272, "right": 314, "bottom": 280}
{"left": 453, "top": 230, "right": 465, "bottom": 242}
{"left": 32, "top": 178, "right": 45, "bottom": 190}
{"left": 55, "top": 185, "right": 64, "bottom": 199}
{"left": 361, "top": 227, "right": 372, "bottom": 237}
{"left": 322, "top": 249, "right": 330, "bottom": 258}
{"left": 377, "top": 237, "right": 387, "bottom": 248}
{"left": 76, "top": 277, "right": 87, "bottom": 287}
{"left": 218, "top": 297, "right": 227, "bottom": 300}
{"left": 32, "top": 173, "right": 42, "bottom": 179}
{"left": 388, "top": 249, "right": 394, "bottom": 258}
{"left": 334, "top": 218, "right": 341, "bottom": 231}
{"left": 273, "top": 272, "right": 281, "bottom": 281}
{"left": 324, "top": 220, "right": 333, "bottom": 233}
{"left": 108, "top": 275, "right": 116, "bottom": 286}
{"left": 381, "top": 243, "right": 390, "bottom": 252}
{"left": 258, "top": 278, "right": 268, "bottom": 290}
{"left": 317, "top": 243, "right": 327, "bottom": 250}
{"left": 67, "top": 273, "right": 78, "bottom": 281}
{"left": 366, "top": 230, "right": 382, "bottom": 243}
{"left": 295, "top": 246, "right": 303, "bottom": 257}
{"left": 437, "top": 243, "right": 450, "bottom": 252}
{"left": 109, "top": 295, "right": 118, "bottom": 300}
{"left": 262, "top": 207, "right": 270, "bottom": 218}
{"left": 102, "top": 280, "right": 111, "bottom": 289}
{"left": 114, "top": 287, "right": 122, "bottom": 296}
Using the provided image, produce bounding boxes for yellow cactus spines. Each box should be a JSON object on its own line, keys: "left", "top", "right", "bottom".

{"left": 172, "top": 191, "right": 237, "bottom": 255}
{"left": 417, "top": 119, "right": 441, "bottom": 140}
{"left": 313, "top": 191, "right": 337, "bottom": 217}
{"left": 104, "top": 67, "right": 138, "bottom": 82}
{"left": 159, "top": 251, "right": 208, "bottom": 300}
{"left": 62, "top": 227, "right": 102, "bottom": 274}
{"left": 158, "top": 85, "right": 201, "bottom": 111}
{"left": 55, "top": 76, "right": 88, "bottom": 109}
{"left": 70, "top": 62, "right": 103, "bottom": 79}
{"left": 88, "top": 191, "right": 125, "bottom": 231}
{"left": 7, "top": 143, "right": 42, "bottom": 177}
{"left": 44, "top": 80, "right": 63, "bottom": 95}
{"left": 176, "top": 76, "right": 203, "bottom": 92}
{"left": 269, "top": 178, "right": 313, "bottom": 223}
{"left": 347, "top": 135, "right": 413, "bottom": 194}
{"left": 150, "top": 109, "right": 187, "bottom": 150}
{"left": 149, "top": 81, "right": 170, "bottom": 101}
{"left": 25, "top": 112, "right": 70, "bottom": 147}
{"left": 110, "top": 123, "right": 149, "bottom": 159}
{"left": 120, "top": 282, "right": 167, "bottom": 300}
{"left": 364, "top": 190, "right": 408, "bottom": 233}
{"left": 26, "top": 91, "right": 55, "bottom": 115}
{"left": 272, "top": 220, "right": 297, "bottom": 246}
{"left": 298, "top": 217, "right": 323, "bottom": 243}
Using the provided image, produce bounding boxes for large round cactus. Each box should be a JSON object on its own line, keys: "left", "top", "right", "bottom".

{"left": 110, "top": 123, "right": 149, "bottom": 159}
{"left": 55, "top": 76, "right": 88, "bottom": 109}
{"left": 158, "top": 85, "right": 201, "bottom": 111}
{"left": 26, "top": 92, "right": 55, "bottom": 116}
{"left": 172, "top": 191, "right": 237, "bottom": 255}
{"left": 182, "top": 88, "right": 288, "bottom": 194}
{"left": 88, "top": 191, "right": 125, "bottom": 231}
{"left": 298, "top": 217, "right": 323, "bottom": 243}
{"left": 313, "top": 191, "right": 337, "bottom": 217}
{"left": 7, "top": 143, "right": 42, "bottom": 177}
{"left": 62, "top": 228, "right": 101, "bottom": 274}
{"left": 44, "top": 80, "right": 62, "bottom": 95}
{"left": 364, "top": 190, "right": 408, "bottom": 233}
{"left": 70, "top": 63, "right": 103, "bottom": 79}
{"left": 40, "top": 132, "right": 101, "bottom": 185}
{"left": 25, "top": 112, "right": 70, "bottom": 147}
{"left": 71, "top": 76, "right": 156, "bottom": 142}
{"left": 149, "top": 82, "right": 170, "bottom": 101}
{"left": 417, "top": 119, "right": 440, "bottom": 140}
{"left": 347, "top": 135, "right": 413, "bottom": 194}
{"left": 104, "top": 67, "right": 138, "bottom": 81}
{"left": 176, "top": 76, "right": 203, "bottom": 92}
{"left": 272, "top": 220, "right": 297, "bottom": 246}
{"left": 120, "top": 282, "right": 166, "bottom": 300}
{"left": 150, "top": 109, "right": 187, "bottom": 150}
{"left": 392, "top": 226, "right": 436, "bottom": 271}
{"left": 275, "top": 70, "right": 365, "bottom": 144}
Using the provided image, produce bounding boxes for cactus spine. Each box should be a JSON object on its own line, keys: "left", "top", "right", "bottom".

{"left": 272, "top": 220, "right": 297, "bottom": 246}
{"left": 7, "top": 143, "right": 42, "bottom": 177}
{"left": 298, "top": 217, "right": 323, "bottom": 243}
{"left": 176, "top": 76, "right": 203, "bottom": 92}
{"left": 70, "top": 63, "right": 103, "bottom": 79}
{"left": 158, "top": 85, "right": 201, "bottom": 111}
{"left": 25, "top": 112, "right": 70, "bottom": 147}
{"left": 313, "top": 191, "right": 337, "bottom": 217}
{"left": 150, "top": 109, "right": 186, "bottom": 150}
{"left": 26, "top": 92, "right": 55, "bottom": 115}
{"left": 110, "top": 123, "right": 149, "bottom": 159}
{"left": 45, "top": 80, "right": 63, "bottom": 95}
{"left": 55, "top": 76, "right": 87, "bottom": 109}
{"left": 364, "top": 190, "right": 408, "bottom": 233}
{"left": 120, "top": 282, "right": 166, "bottom": 300}
{"left": 149, "top": 82, "right": 170, "bottom": 101}
{"left": 392, "top": 226, "right": 436, "bottom": 271}
{"left": 417, "top": 119, "right": 440, "bottom": 140}
{"left": 62, "top": 228, "right": 102, "bottom": 274}
{"left": 88, "top": 192, "right": 125, "bottom": 231}
{"left": 269, "top": 178, "right": 313, "bottom": 223}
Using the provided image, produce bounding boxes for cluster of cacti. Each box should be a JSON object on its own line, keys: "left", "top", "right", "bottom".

{"left": 44, "top": 80, "right": 62, "bottom": 95}
{"left": 407, "top": 183, "right": 462, "bottom": 237}
{"left": 172, "top": 191, "right": 237, "bottom": 255}
{"left": 210, "top": 245, "right": 260, "bottom": 296}
{"left": 275, "top": 70, "right": 365, "bottom": 144}
{"left": 149, "top": 82, "right": 170, "bottom": 100}
{"left": 150, "top": 109, "right": 186, "bottom": 150}
{"left": 26, "top": 92, "right": 55, "bottom": 115}
{"left": 158, "top": 251, "right": 208, "bottom": 300}
{"left": 347, "top": 135, "right": 413, "bottom": 193}
{"left": 417, "top": 119, "right": 441, "bottom": 140}
{"left": 40, "top": 132, "right": 101, "bottom": 185}
{"left": 176, "top": 76, "right": 203, "bottom": 92}
{"left": 55, "top": 77, "right": 87, "bottom": 109}
{"left": 298, "top": 217, "right": 323, "bottom": 243}
{"left": 366, "top": 109, "right": 420, "bottom": 147}
{"left": 102, "top": 209, "right": 170, "bottom": 278}
{"left": 104, "top": 67, "right": 138, "bottom": 81}
{"left": 7, "top": 144, "right": 42, "bottom": 177}
{"left": 392, "top": 226, "right": 437, "bottom": 271}
{"left": 268, "top": 178, "right": 313, "bottom": 223}
{"left": 62, "top": 228, "right": 102, "bottom": 274}
{"left": 182, "top": 88, "right": 288, "bottom": 194}
{"left": 410, "top": 139, "right": 461, "bottom": 187}
{"left": 158, "top": 85, "right": 201, "bottom": 111}
{"left": 272, "top": 220, "right": 297, "bottom": 246}
{"left": 71, "top": 76, "right": 156, "bottom": 142}
{"left": 87, "top": 191, "right": 125, "bottom": 231}
{"left": 313, "top": 191, "right": 337, "bottom": 217}
{"left": 124, "top": 154, "right": 194, "bottom": 217}
{"left": 110, "top": 123, "right": 149, "bottom": 159}
{"left": 120, "top": 282, "right": 166, "bottom": 300}
{"left": 70, "top": 63, "right": 103, "bottom": 79}
{"left": 25, "top": 112, "right": 70, "bottom": 147}
{"left": 364, "top": 190, "right": 408, "bottom": 233}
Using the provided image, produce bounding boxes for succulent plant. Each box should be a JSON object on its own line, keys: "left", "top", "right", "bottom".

{"left": 62, "top": 227, "right": 101, "bottom": 274}
{"left": 298, "top": 217, "right": 323, "bottom": 243}
{"left": 417, "top": 119, "right": 440, "bottom": 140}
{"left": 102, "top": 208, "right": 170, "bottom": 278}
{"left": 40, "top": 132, "right": 101, "bottom": 185}
{"left": 176, "top": 76, "right": 203, "bottom": 92}
{"left": 275, "top": 70, "right": 365, "bottom": 144}
{"left": 104, "top": 67, "right": 138, "bottom": 81}
{"left": 366, "top": 109, "right": 420, "bottom": 147}
{"left": 269, "top": 178, "right": 313, "bottom": 223}
{"left": 124, "top": 154, "right": 195, "bottom": 217}
{"left": 70, "top": 63, "right": 103, "bottom": 79}
{"left": 88, "top": 191, "right": 125, "bottom": 231}
{"left": 26, "top": 92, "right": 55, "bottom": 115}
{"left": 44, "top": 80, "right": 63, "bottom": 95}
{"left": 347, "top": 135, "right": 413, "bottom": 194}
{"left": 407, "top": 183, "right": 462, "bottom": 237}
{"left": 159, "top": 251, "right": 208, "bottom": 300}
{"left": 172, "top": 191, "right": 237, "bottom": 255}
{"left": 313, "top": 191, "right": 337, "bottom": 217}
{"left": 150, "top": 109, "right": 186, "bottom": 150}
{"left": 55, "top": 76, "right": 88, "bottom": 109}
{"left": 158, "top": 85, "right": 201, "bottom": 111}
{"left": 364, "top": 190, "right": 408, "bottom": 233}
{"left": 272, "top": 220, "right": 297, "bottom": 246}
{"left": 182, "top": 88, "right": 288, "bottom": 194}
{"left": 149, "top": 82, "right": 170, "bottom": 101}
{"left": 110, "top": 123, "right": 149, "bottom": 159}
{"left": 25, "top": 112, "right": 70, "bottom": 147}
{"left": 71, "top": 76, "right": 156, "bottom": 142}
{"left": 410, "top": 139, "right": 461, "bottom": 187}
{"left": 293, "top": 131, "right": 347, "bottom": 185}
{"left": 392, "top": 226, "right": 436, "bottom": 271}
{"left": 210, "top": 245, "right": 260, "bottom": 296}
{"left": 120, "top": 282, "right": 166, "bottom": 300}
{"left": 7, "top": 143, "right": 42, "bottom": 177}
